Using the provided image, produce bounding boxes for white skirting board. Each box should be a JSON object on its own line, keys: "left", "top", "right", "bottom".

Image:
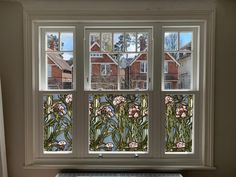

{"left": 56, "top": 173, "right": 183, "bottom": 177}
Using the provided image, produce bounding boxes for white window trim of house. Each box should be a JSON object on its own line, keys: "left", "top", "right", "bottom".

{"left": 100, "top": 64, "right": 111, "bottom": 76}
{"left": 140, "top": 61, "right": 148, "bottom": 74}
{"left": 23, "top": 3, "right": 215, "bottom": 170}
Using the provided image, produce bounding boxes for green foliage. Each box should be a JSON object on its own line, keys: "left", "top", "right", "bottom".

{"left": 165, "top": 95, "right": 193, "bottom": 152}
{"left": 89, "top": 94, "right": 148, "bottom": 152}
{"left": 43, "top": 94, "right": 72, "bottom": 151}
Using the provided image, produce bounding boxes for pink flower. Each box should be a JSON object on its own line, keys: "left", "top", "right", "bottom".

{"left": 57, "top": 104, "right": 66, "bottom": 115}
{"left": 97, "top": 106, "right": 114, "bottom": 118}
{"left": 128, "top": 105, "right": 140, "bottom": 119}
{"left": 113, "top": 96, "right": 126, "bottom": 106}
{"left": 176, "top": 104, "right": 188, "bottom": 118}
{"left": 129, "top": 141, "right": 138, "bottom": 148}
{"left": 165, "top": 96, "right": 173, "bottom": 104}
{"left": 176, "top": 141, "right": 185, "bottom": 148}
{"left": 65, "top": 94, "right": 72, "bottom": 103}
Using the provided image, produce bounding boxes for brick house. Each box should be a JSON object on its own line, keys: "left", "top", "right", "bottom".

{"left": 90, "top": 42, "right": 180, "bottom": 90}
{"left": 90, "top": 42, "right": 148, "bottom": 90}
{"left": 47, "top": 50, "right": 73, "bottom": 89}
{"left": 164, "top": 53, "right": 180, "bottom": 89}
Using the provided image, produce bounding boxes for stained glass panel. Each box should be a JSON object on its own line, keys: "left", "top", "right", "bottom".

{"left": 43, "top": 94, "right": 73, "bottom": 152}
{"left": 165, "top": 95, "right": 193, "bottom": 152}
{"left": 89, "top": 94, "right": 148, "bottom": 152}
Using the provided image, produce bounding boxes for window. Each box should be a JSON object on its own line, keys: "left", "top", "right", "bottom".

{"left": 140, "top": 61, "right": 147, "bottom": 73}
{"left": 100, "top": 64, "right": 111, "bottom": 76}
{"left": 25, "top": 12, "right": 215, "bottom": 169}
{"left": 164, "top": 61, "right": 168, "bottom": 73}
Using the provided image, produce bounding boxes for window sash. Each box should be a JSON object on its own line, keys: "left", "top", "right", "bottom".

{"left": 29, "top": 21, "right": 209, "bottom": 166}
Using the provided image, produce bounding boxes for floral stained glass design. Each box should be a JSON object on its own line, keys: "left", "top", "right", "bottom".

{"left": 43, "top": 94, "right": 73, "bottom": 152}
{"left": 89, "top": 94, "right": 148, "bottom": 152}
{"left": 165, "top": 95, "right": 193, "bottom": 152}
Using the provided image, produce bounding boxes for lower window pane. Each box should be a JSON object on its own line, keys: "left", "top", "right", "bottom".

{"left": 165, "top": 95, "right": 193, "bottom": 153}
{"left": 43, "top": 94, "right": 73, "bottom": 152}
{"left": 89, "top": 94, "right": 148, "bottom": 153}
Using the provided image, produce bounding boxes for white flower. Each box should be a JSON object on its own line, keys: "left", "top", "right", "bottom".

{"left": 133, "top": 112, "right": 139, "bottom": 118}
{"left": 105, "top": 142, "right": 114, "bottom": 149}
{"left": 181, "top": 112, "right": 186, "bottom": 118}
{"left": 58, "top": 140, "right": 66, "bottom": 146}
{"left": 129, "top": 142, "right": 138, "bottom": 148}
{"left": 165, "top": 96, "right": 173, "bottom": 104}
{"left": 65, "top": 94, "right": 72, "bottom": 103}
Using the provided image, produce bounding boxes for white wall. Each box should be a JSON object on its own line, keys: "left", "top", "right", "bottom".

{"left": 0, "top": 0, "right": 236, "bottom": 177}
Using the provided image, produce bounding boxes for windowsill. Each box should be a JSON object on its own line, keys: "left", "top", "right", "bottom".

{"left": 24, "top": 163, "right": 216, "bottom": 170}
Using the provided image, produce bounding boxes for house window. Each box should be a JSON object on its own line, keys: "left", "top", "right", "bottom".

{"left": 25, "top": 17, "right": 214, "bottom": 169}
{"left": 100, "top": 64, "right": 111, "bottom": 76}
{"left": 140, "top": 61, "right": 147, "bottom": 73}
{"left": 48, "top": 64, "right": 52, "bottom": 77}
{"left": 164, "top": 61, "right": 168, "bottom": 73}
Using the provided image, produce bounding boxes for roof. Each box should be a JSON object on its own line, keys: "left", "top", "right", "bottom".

{"left": 165, "top": 53, "right": 180, "bottom": 66}
{"left": 47, "top": 50, "right": 72, "bottom": 71}
{"left": 90, "top": 42, "right": 148, "bottom": 68}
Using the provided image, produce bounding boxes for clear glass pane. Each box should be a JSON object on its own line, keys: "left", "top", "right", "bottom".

{"left": 47, "top": 52, "right": 73, "bottom": 89}
{"left": 90, "top": 53, "right": 147, "bottom": 90}
{"left": 43, "top": 94, "right": 73, "bottom": 152}
{"left": 47, "top": 32, "right": 59, "bottom": 51}
{"left": 126, "top": 33, "right": 136, "bottom": 52}
{"left": 163, "top": 52, "right": 192, "bottom": 89}
{"left": 113, "top": 33, "right": 124, "bottom": 52}
{"left": 60, "top": 32, "right": 73, "bottom": 51}
{"left": 180, "top": 32, "right": 192, "bottom": 51}
{"left": 165, "top": 95, "right": 193, "bottom": 153}
{"left": 101, "top": 33, "right": 112, "bottom": 52}
{"left": 164, "top": 32, "right": 178, "bottom": 51}
{"left": 90, "top": 33, "right": 100, "bottom": 51}
{"left": 137, "top": 32, "right": 148, "bottom": 52}
{"left": 89, "top": 94, "right": 148, "bottom": 152}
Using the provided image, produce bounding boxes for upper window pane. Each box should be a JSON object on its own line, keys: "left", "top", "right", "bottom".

{"left": 42, "top": 30, "right": 74, "bottom": 90}
{"left": 180, "top": 32, "right": 192, "bottom": 51}
{"left": 88, "top": 29, "right": 151, "bottom": 90}
{"left": 163, "top": 30, "right": 194, "bottom": 90}
{"left": 60, "top": 32, "right": 73, "bottom": 51}
{"left": 164, "top": 32, "right": 178, "bottom": 51}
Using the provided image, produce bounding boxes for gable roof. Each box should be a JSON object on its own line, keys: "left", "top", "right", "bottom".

{"left": 165, "top": 53, "right": 180, "bottom": 66}
{"left": 47, "top": 50, "right": 72, "bottom": 71}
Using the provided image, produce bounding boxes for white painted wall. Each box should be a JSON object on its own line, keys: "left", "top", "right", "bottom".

{"left": 0, "top": 0, "right": 236, "bottom": 177}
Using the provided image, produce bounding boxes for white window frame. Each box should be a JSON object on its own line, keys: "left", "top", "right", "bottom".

{"left": 24, "top": 6, "right": 215, "bottom": 170}
{"left": 140, "top": 61, "right": 148, "bottom": 73}
{"left": 100, "top": 63, "right": 111, "bottom": 76}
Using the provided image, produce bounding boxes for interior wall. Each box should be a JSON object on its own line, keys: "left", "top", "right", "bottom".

{"left": 0, "top": 1, "right": 235, "bottom": 177}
